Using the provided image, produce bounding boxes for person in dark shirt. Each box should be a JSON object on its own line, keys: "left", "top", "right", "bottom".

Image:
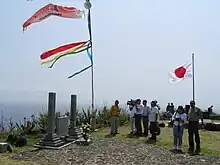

{"left": 170, "top": 103, "right": 175, "bottom": 114}
{"left": 208, "top": 105, "right": 213, "bottom": 118}
{"left": 184, "top": 105, "right": 190, "bottom": 115}
{"left": 188, "top": 100, "right": 204, "bottom": 155}
{"left": 166, "top": 103, "right": 171, "bottom": 113}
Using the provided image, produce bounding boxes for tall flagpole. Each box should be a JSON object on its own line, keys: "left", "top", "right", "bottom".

{"left": 84, "top": 0, "right": 95, "bottom": 112}
{"left": 192, "top": 53, "right": 195, "bottom": 102}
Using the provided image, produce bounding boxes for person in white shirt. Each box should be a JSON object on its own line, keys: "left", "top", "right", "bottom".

{"left": 149, "top": 101, "right": 159, "bottom": 140}
{"left": 134, "top": 99, "right": 143, "bottom": 136}
{"left": 142, "top": 100, "right": 150, "bottom": 136}
{"left": 171, "top": 106, "right": 187, "bottom": 153}
{"left": 128, "top": 105, "right": 136, "bottom": 134}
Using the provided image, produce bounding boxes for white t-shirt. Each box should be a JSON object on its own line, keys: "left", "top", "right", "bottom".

{"left": 142, "top": 105, "right": 150, "bottom": 116}
{"left": 149, "top": 106, "right": 159, "bottom": 122}
{"left": 172, "top": 112, "right": 187, "bottom": 126}
{"left": 134, "top": 105, "right": 143, "bottom": 115}
{"left": 128, "top": 108, "right": 135, "bottom": 118}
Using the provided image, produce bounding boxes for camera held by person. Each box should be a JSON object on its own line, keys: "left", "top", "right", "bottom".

{"left": 127, "top": 99, "right": 137, "bottom": 107}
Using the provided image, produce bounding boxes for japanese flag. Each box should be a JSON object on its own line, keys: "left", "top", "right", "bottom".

{"left": 168, "top": 62, "right": 193, "bottom": 83}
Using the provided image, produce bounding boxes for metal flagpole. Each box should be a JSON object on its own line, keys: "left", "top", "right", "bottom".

{"left": 192, "top": 53, "right": 195, "bottom": 102}
{"left": 84, "top": 0, "right": 95, "bottom": 112}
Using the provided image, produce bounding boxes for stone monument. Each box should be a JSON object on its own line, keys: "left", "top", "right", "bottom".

{"left": 35, "top": 92, "right": 65, "bottom": 149}
{"left": 90, "top": 109, "right": 97, "bottom": 130}
{"left": 66, "top": 94, "right": 83, "bottom": 142}
{"left": 56, "top": 116, "right": 69, "bottom": 137}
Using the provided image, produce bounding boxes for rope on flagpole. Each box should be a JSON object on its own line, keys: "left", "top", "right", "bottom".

{"left": 84, "top": 0, "right": 95, "bottom": 112}
{"left": 192, "top": 53, "right": 195, "bottom": 102}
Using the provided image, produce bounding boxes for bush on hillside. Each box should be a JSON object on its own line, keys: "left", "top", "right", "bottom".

{"left": 15, "top": 137, "right": 27, "bottom": 147}
{"left": 38, "top": 112, "right": 48, "bottom": 133}
{"left": 0, "top": 105, "right": 131, "bottom": 135}
{"left": 6, "top": 134, "right": 18, "bottom": 145}
{"left": 210, "top": 115, "right": 220, "bottom": 121}
{"left": 16, "top": 115, "right": 39, "bottom": 135}
{"left": 6, "top": 133, "right": 27, "bottom": 147}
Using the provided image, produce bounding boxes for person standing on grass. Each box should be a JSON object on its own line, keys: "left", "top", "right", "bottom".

{"left": 188, "top": 100, "right": 204, "bottom": 155}
{"left": 128, "top": 105, "right": 136, "bottom": 135}
{"left": 184, "top": 105, "right": 190, "bottom": 115}
{"left": 134, "top": 99, "right": 143, "bottom": 136}
{"left": 171, "top": 106, "right": 187, "bottom": 153}
{"left": 149, "top": 101, "right": 159, "bottom": 140}
{"left": 208, "top": 105, "right": 213, "bottom": 118}
{"left": 170, "top": 103, "right": 175, "bottom": 114}
{"left": 109, "top": 100, "right": 120, "bottom": 134}
{"left": 142, "top": 100, "right": 150, "bottom": 136}
{"left": 166, "top": 103, "right": 171, "bottom": 113}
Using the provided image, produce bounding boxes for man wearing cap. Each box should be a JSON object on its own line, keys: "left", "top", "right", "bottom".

{"left": 188, "top": 100, "right": 204, "bottom": 155}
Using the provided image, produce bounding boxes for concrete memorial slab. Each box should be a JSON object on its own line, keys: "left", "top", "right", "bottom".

{"left": 56, "top": 116, "right": 69, "bottom": 137}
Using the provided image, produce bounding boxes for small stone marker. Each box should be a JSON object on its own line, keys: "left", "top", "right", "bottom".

{"left": 56, "top": 116, "right": 69, "bottom": 137}
{"left": 0, "top": 142, "right": 8, "bottom": 153}
{"left": 67, "top": 94, "right": 83, "bottom": 142}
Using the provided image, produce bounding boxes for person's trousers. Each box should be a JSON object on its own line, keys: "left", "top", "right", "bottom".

{"left": 142, "top": 116, "right": 149, "bottom": 135}
{"left": 173, "top": 125, "right": 184, "bottom": 148}
{"left": 149, "top": 122, "right": 157, "bottom": 140}
{"left": 130, "top": 117, "right": 136, "bottom": 133}
{"left": 110, "top": 116, "right": 119, "bottom": 134}
{"left": 135, "top": 114, "right": 142, "bottom": 135}
{"left": 188, "top": 121, "right": 200, "bottom": 152}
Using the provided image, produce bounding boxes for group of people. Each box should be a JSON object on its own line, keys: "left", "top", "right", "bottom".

{"left": 109, "top": 99, "right": 204, "bottom": 155}
{"left": 109, "top": 99, "right": 160, "bottom": 140}
{"left": 166, "top": 102, "right": 175, "bottom": 114}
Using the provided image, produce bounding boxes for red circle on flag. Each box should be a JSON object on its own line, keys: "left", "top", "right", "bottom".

{"left": 174, "top": 66, "right": 186, "bottom": 78}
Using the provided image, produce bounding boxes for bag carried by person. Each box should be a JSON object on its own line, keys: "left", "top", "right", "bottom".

{"left": 150, "top": 123, "right": 161, "bottom": 136}
{"left": 154, "top": 124, "right": 161, "bottom": 135}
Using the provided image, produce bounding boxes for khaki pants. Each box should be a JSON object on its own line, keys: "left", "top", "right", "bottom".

{"left": 130, "top": 117, "right": 136, "bottom": 133}
{"left": 110, "top": 116, "right": 119, "bottom": 134}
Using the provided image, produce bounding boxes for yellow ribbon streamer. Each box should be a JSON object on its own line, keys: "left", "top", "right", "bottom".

{"left": 41, "top": 41, "right": 88, "bottom": 65}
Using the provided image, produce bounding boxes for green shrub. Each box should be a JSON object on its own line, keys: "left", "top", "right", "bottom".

{"left": 210, "top": 115, "right": 220, "bottom": 121}
{"left": 38, "top": 112, "right": 48, "bottom": 133}
{"left": 0, "top": 105, "right": 130, "bottom": 136}
{"left": 15, "top": 115, "right": 38, "bottom": 135}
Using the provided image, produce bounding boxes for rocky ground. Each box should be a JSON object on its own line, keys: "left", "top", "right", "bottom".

{"left": 11, "top": 137, "right": 220, "bottom": 165}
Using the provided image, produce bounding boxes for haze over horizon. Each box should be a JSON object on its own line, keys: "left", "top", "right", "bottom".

{"left": 0, "top": 0, "right": 220, "bottom": 112}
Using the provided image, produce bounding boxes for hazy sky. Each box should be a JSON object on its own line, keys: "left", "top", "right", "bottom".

{"left": 0, "top": 0, "right": 219, "bottom": 109}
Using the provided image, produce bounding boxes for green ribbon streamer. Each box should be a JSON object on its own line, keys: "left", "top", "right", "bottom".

{"left": 48, "top": 45, "right": 91, "bottom": 68}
